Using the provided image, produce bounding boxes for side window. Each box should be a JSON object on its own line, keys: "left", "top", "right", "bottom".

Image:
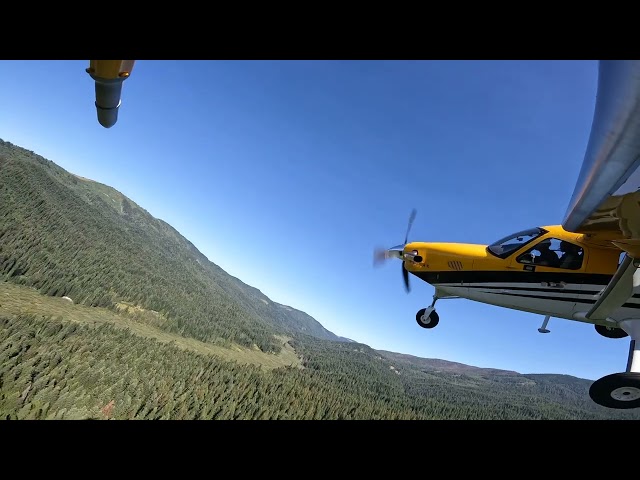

{"left": 517, "top": 238, "right": 583, "bottom": 270}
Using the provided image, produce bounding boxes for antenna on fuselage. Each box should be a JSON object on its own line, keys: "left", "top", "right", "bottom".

{"left": 538, "top": 315, "right": 551, "bottom": 333}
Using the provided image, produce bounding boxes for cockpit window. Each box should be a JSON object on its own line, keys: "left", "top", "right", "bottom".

{"left": 487, "top": 227, "right": 546, "bottom": 259}
{"left": 516, "top": 238, "right": 584, "bottom": 270}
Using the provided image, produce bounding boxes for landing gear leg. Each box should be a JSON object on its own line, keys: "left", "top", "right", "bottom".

{"left": 429, "top": 294, "right": 438, "bottom": 309}
{"left": 589, "top": 320, "right": 640, "bottom": 409}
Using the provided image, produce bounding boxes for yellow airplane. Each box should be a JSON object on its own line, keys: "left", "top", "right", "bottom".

{"left": 375, "top": 60, "right": 640, "bottom": 410}
{"left": 86, "top": 60, "right": 136, "bottom": 128}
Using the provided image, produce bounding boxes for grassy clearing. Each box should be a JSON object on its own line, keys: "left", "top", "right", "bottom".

{"left": 0, "top": 281, "right": 301, "bottom": 369}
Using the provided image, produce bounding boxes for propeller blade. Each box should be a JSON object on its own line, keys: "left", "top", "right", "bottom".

{"left": 402, "top": 262, "right": 410, "bottom": 292}
{"left": 374, "top": 208, "right": 417, "bottom": 293}
{"left": 404, "top": 208, "right": 417, "bottom": 244}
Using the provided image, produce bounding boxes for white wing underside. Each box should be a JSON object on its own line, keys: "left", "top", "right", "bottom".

{"left": 563, "top": 61, "right": 640, "bottom": 320}
{"left": 563, "top": 61, "right": 640, "bottom": 241}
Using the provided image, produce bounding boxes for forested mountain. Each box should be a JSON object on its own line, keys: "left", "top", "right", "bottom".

{"left": 1, "top": 138, "right": 639, "bottom": 419}
{"left": 0, "top": 139, "right": 343, "bottom": 353}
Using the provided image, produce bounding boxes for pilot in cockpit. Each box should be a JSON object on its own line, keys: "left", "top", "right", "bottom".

{"left": 536, "top": 240, "right": 560, "bottom": 267}
{"left": 558, "top": 241, "right": 582, "bottom": 269}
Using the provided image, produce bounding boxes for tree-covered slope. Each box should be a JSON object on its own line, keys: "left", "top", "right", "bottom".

{"left": 3, "top": 312, "right": 638, "bottom": 419}
{"left": 0, "top": 139, "right": 343, "bottom": 354}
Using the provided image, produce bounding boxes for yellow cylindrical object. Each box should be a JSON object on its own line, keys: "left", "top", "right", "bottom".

{"left": 87, "top": 60, "right": 136, "bottom": 80}
{"left": 87, "top": 60, "right": 136, "bottom": 128}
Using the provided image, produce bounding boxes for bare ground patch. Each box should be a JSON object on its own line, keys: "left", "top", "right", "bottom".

{"left": 0, "top": 281, "right": 301, "bottom": 369}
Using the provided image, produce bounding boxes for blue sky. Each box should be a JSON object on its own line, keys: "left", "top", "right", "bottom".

{"left": 0, "top": 59, "right": 627, "bottom": 381}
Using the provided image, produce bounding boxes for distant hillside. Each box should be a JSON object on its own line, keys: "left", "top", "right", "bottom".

{"left": 0, "top": 139, "right": 345, "bottom": 354}
{"left": 378, "top": 351, "right": 521, "bottom": 377}
{"left": 372, "top": 348, "right": 636, "bottom": 416}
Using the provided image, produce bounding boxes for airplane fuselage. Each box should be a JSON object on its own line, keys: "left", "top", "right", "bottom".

{"left": 403, "top": 226, "right": 637, "bottom": 325}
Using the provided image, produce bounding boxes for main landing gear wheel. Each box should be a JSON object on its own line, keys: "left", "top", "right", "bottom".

{"left": 589, "top": 372, "right": 640, "bottom": 409}
{"left": 416, "top": 308, "right": 439, "bottom": 329}
{"left": 595, "top": 324, "right": 629, "bottom": 339}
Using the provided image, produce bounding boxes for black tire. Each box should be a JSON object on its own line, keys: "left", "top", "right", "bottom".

{"left": 595, "top": 324, "right": 628, "bottom": 339}
{"left": 416, "top": 308, "right": 439, "bottom": 329}
{"left": 589, "top": 372, "right": 640, "bottom": 409}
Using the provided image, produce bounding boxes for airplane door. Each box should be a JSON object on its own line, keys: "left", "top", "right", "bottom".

{"left": 506, "top": 236, "right": 584, "bottom": 318}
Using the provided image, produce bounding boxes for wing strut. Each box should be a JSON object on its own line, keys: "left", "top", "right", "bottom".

{"left": 586, "top": 255, "right": 640, "bottom": 321}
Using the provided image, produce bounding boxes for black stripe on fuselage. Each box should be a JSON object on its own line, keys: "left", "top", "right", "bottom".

{"left": 412, "top": 270, "right": 613, "bottom": 286}
{"left": 462, "top": 287, "right": 640, "bottom": 309}
{"left": 493, "top": 291, "right": 596, "bottom": 305}
{"left": 436, "top": 277, "right": 640, "bottom": 299}
{"left": 469, "top": 285, "right": 595, "bottom": 295}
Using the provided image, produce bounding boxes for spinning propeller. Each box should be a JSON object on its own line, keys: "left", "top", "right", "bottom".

{"left": 374, "top": 209, "right": 421, "bottom": 293}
